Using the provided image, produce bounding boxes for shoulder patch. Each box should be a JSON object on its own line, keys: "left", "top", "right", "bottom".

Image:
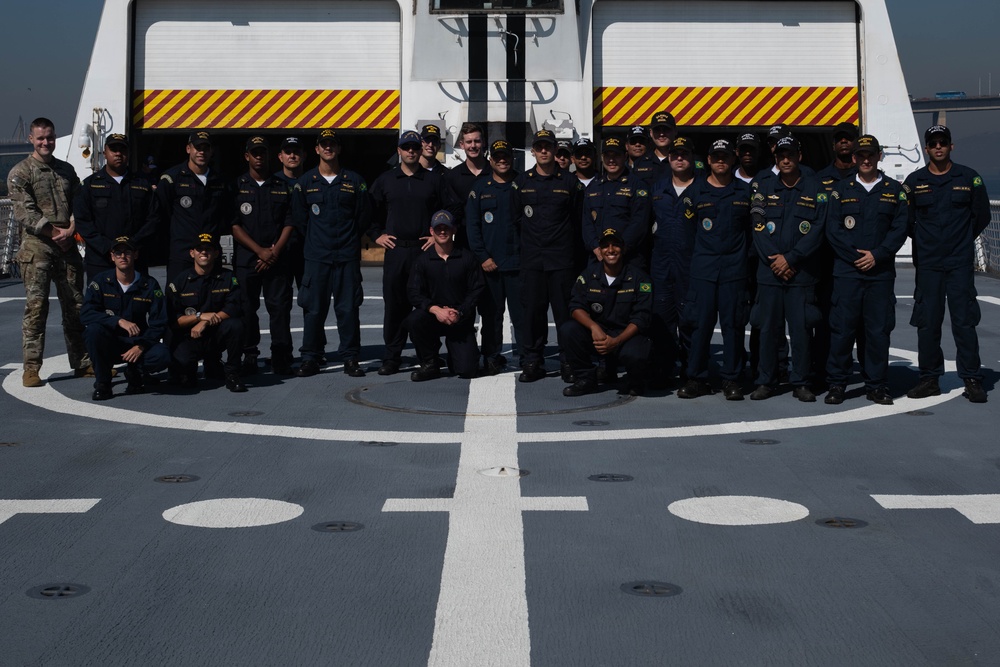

{"left": 682, "top": 196, "right": 692, "bottom": 207}
{"left": 695, "top": 161, "right": 705, "bottom": 170}
{"left": 168, "top": 283, "right": 177, "bottom": 292}
{"left": 637, "top": 189, "right": 648, "bottom": 197}
{"left": 973, "top": 176, "right": 983, "bottom": 187}
{"left": 898, "top": 190, "right": 907, "bottom": 201}
{"left": 816, "top": 193, "right": 828, "bottom": 203}
{"left": 832, "top": 190, "right": 840, "bottom": 200}
{"left": 359, "top": 182, "right": 367, "bottom": 192}
{"left": 231, "top": 276, "right": 239, "bottom": 287}
{"left": 160, "top": 174, "right": 173, "bottom": 184}
{"left": 88, "top": 281, "right": 99, "bottom": 291}
{"left": 468, "top": 190, "right": 477, "bottom": 199}
{"left": 639, "top": 282, "right": 651, "bottom": 293}
{"left": 153, "top": 289, "right": 163, "bottom": 298}
{"left": 576, "top": 275, "right": 586, "bottom": 285}
{"left": 902, "top": 183, "right": 911, "bottom": 194}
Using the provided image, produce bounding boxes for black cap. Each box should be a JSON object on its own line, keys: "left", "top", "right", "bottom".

{"left": 111, "top": 235, "right": 136, "bottom": 251}
{"left": 573, "top": 138, "right": 596, "bottom": 154}
{"left": 601, "top": 137, "right": 625, "bottom": 154}
{"left": 398, "top": 130, "right": 422, "bottom": 147}
{"left": 709, "top": 139, "right": 736, "bottom": 156}
{"left": 766, "top": 125, "right": 790, "bottom": 141}
{"left": 627, "top": 125, "right": 646, "bottom": 140}
{"left": 490, "top": 139, "right": 513, "bottom": 158}
{"left": 105, "top": 133, "right": 128, "bottom": 148}
{"left": 245, "top": 136, "right": 268, "bottom": 153}
{"left": 854, "top": 134, "right": 880, "bottom": 153}
{"left": 532, "top": 129, "right": 556, "bottom": 146}
{"left": 420, "top": 124, "right": 443, "bottom": 141}
{"left": 775, "top": 136, "right": 801, "bottom": 153}
{"left": 833, "top": 122, "right": 859, "bottom": 140}
{"left": 280, "top": 136, "right": 302, "bottom": 151}
{"left": 669, "top": 136, "right": 695, "bottom": 153}
{"left": 192, "top": 233, "right": 221, "bottom": 250}
{"left": 924, "top": 125, "right": 952, "bottom": 144}
{"left": 598, "top": 228, "right": 625, "bottom": 247}
{"left": 187, "top": 131, "right": 212, "bottom": 147}
{"left": 736, "top": 132, "right": 759, "bottom": 149}
{"left": 317, "top": 129, "right": 340, "bottom": 144}
{"left": 556, "top": 140, "right": 573, "bottom": 155}
{"left": 650, "top": 111, "right": 676, "bottom": 129}
{"left": 431, "top": 210, "right": 456, "bottom": 230}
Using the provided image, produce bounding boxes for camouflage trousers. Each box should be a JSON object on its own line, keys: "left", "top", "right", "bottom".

{"left": 17, "top": 241, "right": 90, "bottom": 372}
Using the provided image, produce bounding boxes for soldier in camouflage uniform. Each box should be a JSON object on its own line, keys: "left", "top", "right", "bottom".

{"left": 6, "top": 117, "right": 92, "bottom": 387}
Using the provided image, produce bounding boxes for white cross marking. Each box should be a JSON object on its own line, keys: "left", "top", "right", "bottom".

{"left": 0, "top": 499, "right": 101, "bottom": 525}
{"left": 871, "top": 494, "right": 1000, "bottom": 524}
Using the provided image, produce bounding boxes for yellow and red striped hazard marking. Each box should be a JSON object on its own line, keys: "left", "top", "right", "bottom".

{"left": 595, "top": 86, "right": 858, "bottom": 127}
{"left": 133, "top": 89, "right": 400, "bottom": 130}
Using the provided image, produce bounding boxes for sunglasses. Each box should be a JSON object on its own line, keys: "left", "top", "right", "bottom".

{"left": 927, "top": 140, "right": 949, "bottom": 148}
{"left": 111, "top": 249, "right": 134, "bottom": 257}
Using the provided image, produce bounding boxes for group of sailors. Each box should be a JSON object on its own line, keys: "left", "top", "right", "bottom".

{"left": 6, "top": 112, "right": 991, "bottom": 405}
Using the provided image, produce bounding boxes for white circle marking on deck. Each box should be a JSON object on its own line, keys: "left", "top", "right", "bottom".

{"left": 162, "top": 498, "right": 303, "bottom": 528}
{"left": 668, "top": 496, "right": 809, "bottom": 526}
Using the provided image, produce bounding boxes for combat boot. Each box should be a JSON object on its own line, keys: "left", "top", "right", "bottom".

{"left": 22, "top": 369, "right": 43, "bottom": 388}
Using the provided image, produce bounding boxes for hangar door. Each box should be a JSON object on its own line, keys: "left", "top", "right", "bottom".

{"left": 593, "top": 1, "right": 859, "bottom": 128}
{"left": 132, "top": 0, "right": 401, "bottom": 131}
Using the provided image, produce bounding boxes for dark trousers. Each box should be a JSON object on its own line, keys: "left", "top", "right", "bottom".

{"left": 651, "top": 275, "right": 692, "bottom": 378}
{"left": 558, "top": 319, "right": 652, "bottom": 385}
{"left": 912, "top": 265, "right": 982, "bottom": 380}
{"left": 403, "top": 309, "right": 479, "bottom": 376}
{"left": 236, "top": 265, "right": 293, "bottom": 362}
{"left": 381, "top": 246, "right": 423, "bottom": 362}
{"left": 299, "top": 259, "right": 362, "bottom": 362}
{"left": 83, "top": 326, "right": 171, "bottom": 386}
{"left": 810, "top": 246, "right": 835, "bottom": 384}
{"left": 520, "top": 267, "right": 575, "bottom": 365}
{"left": 171, "top": 319, "right": 244, "bottom": 374}
{"left": 480, "top": 269, "right": 524, "bottom": 362}
{"left": 827, "top": 278, "right": 895, "bottom": 389}
{"left": 685, "top": 278, "right": 746, "bottom": 382}
{"left": 753, "top": 284, "right": 815, "bottom": 387}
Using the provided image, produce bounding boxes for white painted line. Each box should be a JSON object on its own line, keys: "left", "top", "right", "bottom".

{"left": 668, "top": 496, "right": 810, "bottom": 526}
{"left": 871, "top": 494, "right": 1000, "bottom": 524}
{"left": 383, "top": 373, "right": 587, "bottom": 666}
{"left": 0, "top": 498, "right": 101, "bottom": 525}
{"left": 2, "top": 363, "right": 18, "bottom": 371}
{"left": 162, "top": 498, "right": 304, "bottom": 528}
{"left": 978, "top": 296, "right": 1000, "bottom": 307}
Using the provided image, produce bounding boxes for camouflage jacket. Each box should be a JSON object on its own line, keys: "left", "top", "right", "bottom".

{"left": 6, "top": 155, "right": 80, "bottom": 248}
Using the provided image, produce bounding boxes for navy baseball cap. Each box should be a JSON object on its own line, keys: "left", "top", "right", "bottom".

{"left": 573, "top": 138, "right": 596, "bottom": 154}
{"left": 627, "top": 125, "right": 646, "bottom": 140}
{"left": 709, "top": 139, "right": 736, "bottom": 156}
{"left": 490, "top": 139, "right": 513, "bottom": 158}
{"left": 187, "top": 131, "right": 212, "bottom": 147}
{"left": 421, "top": 124, "right": 443, "bottom": 141}
{"left": 601, "top": 137, "right": 625, "bottom": 154}
{"left": 111, "top": 235, "right": 137, "bottom": 251}
{"left": 775, "top": 136, "right": 801, "bottom": 153}
{"left": 736, "top": 132, "right": 759, "bottom": 149}
{"left": 317, "top": 129, "right": 340, "bottom": 144}
{"left": 855, "top": 134, "right": 881, "bottom": 153}
{"left": 532, "top": 129, "right": 556, "bottom": 146}
{"left": 399, "top": 130, "right": 422, "bottom": 147}
{"left": 669, "top": 137, "right": 695, "bottom": 153}
{"left": 431, "top": 210, "right": 456, "bottom": 230}
{"left": 280, "top": 136, "right": 302, "bottom": 151}
{"left": 598, "top": 228, "right": 625, "bottom": 247}
{"left": 650, "top": 111, "right": 676, "bottom": 129}
{"left": 767, "top": 125, "right": 790, "bottom": 142}
{"left": 245, "top": 136, "right": 268, "bottom": 153}
{"left": 105, "top": 133, "right": 128, "bottom": 149}
{"left": 556, "top": 140, "right": 573, "bottom": 155}
{"left": 833, "top": 122, "right": 859, "bottom": 140}
{"left": 192, "top": 233, "right": 221, "bottom": 250}
{"left": 925, "top": 125, "right": 952, "bottom": 144}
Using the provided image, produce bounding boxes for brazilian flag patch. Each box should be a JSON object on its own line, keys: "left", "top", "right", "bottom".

{"left": 973, "top": 176, "right": 983, "bottom": 187}
{"left": 816, "top": 193, "right": 828, "bottom": 203}
{"left": 232, "top": 277, "right": 239, "bottom": 287}
{"left": 154, "top": 290, "right": 163, "bottom": 298}
{"left": 639, "top": 282, "right": 652, "bottom": 293}
{"left": 899, "top": 190, "right": 907, "bottom": 201}
{"left": 359, "top": 182, "right": 367, "bottom": 192}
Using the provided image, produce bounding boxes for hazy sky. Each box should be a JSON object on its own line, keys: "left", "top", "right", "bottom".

{"left": 1, "top": 0, "right": 999, "bottom": 145}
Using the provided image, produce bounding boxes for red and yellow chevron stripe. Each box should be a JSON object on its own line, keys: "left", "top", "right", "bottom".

{"left": 595, "top": 86, "right": 858, "bottom": 128}
{"left": 133, "top": 89, "right": 400, "bottom": 130}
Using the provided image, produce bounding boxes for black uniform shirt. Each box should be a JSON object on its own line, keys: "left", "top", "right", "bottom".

{"left": 232, "top": 173, "right": 294, "bottom": 269}
{"left": 74, "top": 168, "right": 157, "bottom": 257}
{"left": 167, "top": 265, "right": 242, "bottom": 322}
{"left": 466, "top": 175, "right": 520, "bottom": 272}
{"left": 291, "top": 168, "right": 371, "bottom": 264}
{"left": 683, "top": 178, "right": 752, "bottom": 283}
{"left": 81, "top": 269, "right": 168, "bottom": 349}
{"left": 751, "top": 172, "right": 828, "bottom": 286}
{"left": 369, "top": 165, "right": 459, "bottom": 242}
{"left": 569, "top": 263, "right": 653, "bottom": 335}
{"left": 512, "top": 167, "right": 584, "bottom": 271}
{"left": 156, "top": 163, "right": 234, "bottom": 262}
{"left": 582, "top": 169, "right": 651, "bottom": 262}
{"left": 407, "top": 246, "right": 485, "bottom": 326}
{"left": 827, "top": 172, "right": 908, "bottom": 280}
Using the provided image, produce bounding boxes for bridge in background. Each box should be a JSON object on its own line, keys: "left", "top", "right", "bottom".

{"left": 910, "top": 96, "right": 1000, "bottom": 125}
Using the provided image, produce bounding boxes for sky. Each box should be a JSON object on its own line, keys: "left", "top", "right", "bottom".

{"left": 1, "top": 0, "right": 999, "bottom": 172}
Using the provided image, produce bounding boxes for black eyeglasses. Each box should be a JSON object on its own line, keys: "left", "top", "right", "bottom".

{"left": 111, "top": 249, "right": 134, "bottom": 257}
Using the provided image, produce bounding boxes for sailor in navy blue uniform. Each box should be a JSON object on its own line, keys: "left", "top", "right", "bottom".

{"left": 81, "top": 236, "right": 170, "bottom": 400}
{"left": 231, "top": 136, "right": 295, "bottom": 375}
{"left": 74, "top": 133, "right": 157, "bottom": 281}
{"left": 824, "top": 135, "right": 908, "bottom": 406}
{"left": 155, "top": 131, "right": 234, "bottom": 279}
{"left": 559, "top": 228, "right": 653, "bottom": 397}
{"left": 749, "top": 136, "right": 828, "bottom": 402}
{"left": 292, "top": 129, "right": 371, "bottom": 379}
{"left": 632, "top": 110, "right": 678, "bottom": 188}
{"left": 903, "top": 125, "right": 991, "bottom": 403}
{"left": 581, "top": 137, "right": 651, "bottom": 268}
{"left": 466, "top": 139, "right": 523, "bottom": 373}
{"left": 512, "top": 129, "right": 586, "bottom": 383}
{"left": 648, "top": 136, "right": 697, "bottom": 384}
{"left": 370, "top": 130, "right": 460, "bottom": 376}
{"left": 676, "top": 139, "right": 752, "bottom": 401}
{"left": 274, "top": 136, "right": 307, "bottom": 290}
{"left": 167, "top": 233, "right": 245, "bottom": 392}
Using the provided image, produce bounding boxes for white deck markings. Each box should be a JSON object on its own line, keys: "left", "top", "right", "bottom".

{"left": 978, "top": 296, "right": 1000, "bottom": 307}
{"left": 162, "top": 498, "right": 304, "bottom": 528}
{"left": 0, "top": 499, "right": 101, "bottom": 525}
{"left": 668, "top": 496, "right": 810, "bottom": 526}
{"left": 382, "top": 374, "right": 588, "bottom": 666}
{"left": 871, "top": 494, "right": 1000, "bottom": 524}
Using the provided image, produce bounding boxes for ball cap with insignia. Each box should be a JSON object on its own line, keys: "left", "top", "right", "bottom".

{"left": 573, "top": 138, "right": 596, "bottom": 154}
{"left": 650, "top": 110, "right": 676, "bottom": 129}
{"left": 854, "top": 134, "right": 881, "bottom": 154}
{"left": 187, "top": 131, "right": 212, "bottom": 147}
{"left": 709, "top": 138, "right": 736, "bottom": 156}
{"left": 736, "top": 132, "right": 760, "bottom": 149}
{"left": 532, "top": 129, "right": 556, "bottom": 146}
{"left": 317, "top": 129, "right": 340, "bottom": 144}
{"left": 833, "top": 122, "right": 859, "bottom": 140}
{"left": 598, "top": 228, "right": 625, "bottom": 247}
{"left": 924, "top": 124, "right": 952, "bottom": 145}
{"left": 280, "top": 136, "right": 302, "bottom": 151}
{"left": 766, "top": 124, "right": 791, "bottom": 142}
{"left": 431, "top": 210, "right": 456, "bottom": 230}
{"left": 490, "top": 139, "right": 513, "bottom": 158}
{"left": 111, "top": 235, "right": 137, "bottom": 252}
{"left": 105, "top": 133, "right": 129, "bottom": 149}
{"left": 420, "top": 124, "right": 443, "bottom": 141}
{"left": 398, "top": 130, "right": 422, "bottom": 147}
{"left": 601, "top": 136, "right": 625, "bottom": 154}
{"left": 192, "top": 233, "right": 221, "bottom": 250}
{"left": 669, "top": 136, "right": 695, "bottom": 153}
{"left": 556, "top": 139, "right": 573, "bottom": 155}
{"left": 627, "top": 125, "right": 646, "bottom": 140}
{"left": 775, "top": 136, "right": 801, "bottom": 153}
{"left": 245, "top": 135, "right": 268, "bottom": 152}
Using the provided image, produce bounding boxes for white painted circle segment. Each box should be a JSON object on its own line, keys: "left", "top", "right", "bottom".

{"left": 668, "top": 496, "right": 809, "bottom": 526}
{"left": 162, "top": 498, "right": 304, "bottom": 528}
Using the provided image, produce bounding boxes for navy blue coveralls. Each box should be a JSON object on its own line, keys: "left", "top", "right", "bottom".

{"left": 903, "top": 163, "right": 991, "bottom": 380}
{"left": 466, "top": 173, "right": 524, "bottom": 363}
{"left": 649, "top": 174, "right": 695, "bottom": 377}
{"left": 156, "top": 164, "right": 234, "bottom": 279}
{"left": 74, "top": 169, "right": 157, "bottom": 280}
{"left": 167, "top": 266, "right": 244, "bottom": 375}
{"left": 558, "top": 263, "right": 653, "bottom": 385}
{"left": 512, "top": 168, "right": 585, "bottom": 367}
{"left": 404, "top": 246, "right": 485, "bottom": 376}
{"left": 81, "top": 269, "right": 171, "bottom": 387}
{"left": 581, "top": 169, "right": 651, "bottom": 268}
{"left": 682, "top": 178, "right": 752, "bottom": 382}
{"left": 370, "top": 165, "right": 458, "bottom": 364}
{"left": 292, "top": 168, "right": 371, "bottom": 364}
{"left": 232, "top": 173, "right": 294, "bottom": 364}
{"left": 274, "top": 170, "right": 306, "bottom": 289}
{"left": 751, "top": 173, "right": 828, "bottom": 387}
{"left": 825, "top": 172, "right": 908, "bottom": 390}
